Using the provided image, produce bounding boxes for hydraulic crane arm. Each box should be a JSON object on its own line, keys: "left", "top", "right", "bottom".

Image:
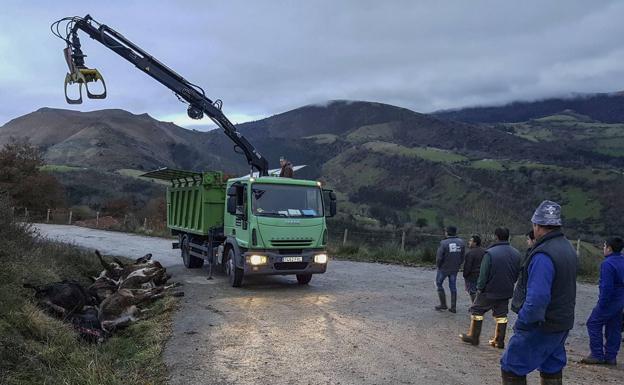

{"left": 51, "top": 14, "right": 269, "bottom": 176}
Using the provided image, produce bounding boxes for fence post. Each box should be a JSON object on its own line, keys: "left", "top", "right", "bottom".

{"left": 143, "top": 217, "right": 147, "bottom": 229}
{"left": 123, "top": 214, "right": 127, "bottom": 225}
{"left": 576, "top": 239, "right": 581, "bottom": 257}
{"left": 46, "top": 209, "right": 51, "bottom": 223}
{"left": 401, "top": 230, "right": 406, "bottom": 252}
{"left": 10, "top": 207, "right": 15, "bottom": 218}
{"left": 96, "top": 211, "right": 99, "bottom": 227}
{"left": 24, "top": 207, "right": 28, "bottom": 220}
{"left": 68, "top": 210, "right": 73, "bottom": 225}
{"left": 343, "top": 228, "right": 348, "bottom": 246}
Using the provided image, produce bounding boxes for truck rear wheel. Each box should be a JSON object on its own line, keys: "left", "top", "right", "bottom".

{"left": 181, "top": 234, "right": 204, "bottom": 269}
{"left": 296, "top": 274, "right": 312, "bottom": 285}
{"left": 225, "top": 248, "right": 244, "bottom": 287}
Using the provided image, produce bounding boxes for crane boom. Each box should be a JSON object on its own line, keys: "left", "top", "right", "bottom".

{"left": 52, "top": 14, "right": 269, "bottom": 176}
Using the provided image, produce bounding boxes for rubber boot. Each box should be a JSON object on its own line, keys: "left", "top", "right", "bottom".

{"left": 435, "top": 290, "right": 448, "bottom": 311}
{"left": 448, "top": 291, "right": 457, "bottom": 313}
{"left": 460, "top": 315, "right": 483, "bottom": 345}
{"left": 501, "top": 370, "right": 527, "bottom": 385}
{"left": 539, "top": 371, "right": 562, "bottom": 385}
{"left": 489, "top": 317, "right": 508, "bottom": 349}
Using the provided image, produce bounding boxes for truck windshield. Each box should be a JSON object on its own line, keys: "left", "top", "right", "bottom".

{"left": 252, "top": 184, "right": 324, "bottom": 218}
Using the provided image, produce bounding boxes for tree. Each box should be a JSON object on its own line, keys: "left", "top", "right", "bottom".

{"left": 416, "top": 217, "right": 428, "bottom": 230}
{"left": 0, "top": 138, "right": 65, "bottom": 211}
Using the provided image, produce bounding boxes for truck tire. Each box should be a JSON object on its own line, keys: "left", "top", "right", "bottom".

{"left": 225, "top": 248, "right": 244, "bottom": 287}
{"left": 181, "top": 234, "right": 204, "bottom": 269}
{"left": 296, "top": 274, "right": 312, "bottom": 285}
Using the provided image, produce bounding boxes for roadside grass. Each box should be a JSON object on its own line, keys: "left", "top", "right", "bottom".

{"left": 330, "top": 242, "right": 436, "bottom": 266}
{"left": 0, "top": 201, "right": 177, "bottom": 385}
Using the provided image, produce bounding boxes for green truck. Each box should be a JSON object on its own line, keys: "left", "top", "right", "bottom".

{"left": 143, "top": 168, "right": 336, "bottom": 287}
{"left": 53, "top": 14, "right": 337, "bottom": 287}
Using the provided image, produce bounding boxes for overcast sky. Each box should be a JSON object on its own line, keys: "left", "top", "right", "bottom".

{"left": 1, "top": 0, "right": 623, "bottom": 129}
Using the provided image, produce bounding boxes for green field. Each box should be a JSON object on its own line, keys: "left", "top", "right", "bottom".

{"left": 363, "top": 141, "right": 468, "bottom": 163}
{"left": 40, "top": 164, "right": 85, "bottom": 172}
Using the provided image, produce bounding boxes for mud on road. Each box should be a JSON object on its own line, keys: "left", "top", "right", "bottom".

{"left": 36, "top": 224, "right": 623, "bottom": 385}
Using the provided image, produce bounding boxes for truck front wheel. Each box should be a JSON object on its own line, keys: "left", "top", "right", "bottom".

{"left": 296, "top": 274, "right": 312, "bottom": 285}
{"left": 225, "top": 248, "right": 244, "bottom": 287}
{"left": 181, "top": 234, "right": 204, "bottom": 269}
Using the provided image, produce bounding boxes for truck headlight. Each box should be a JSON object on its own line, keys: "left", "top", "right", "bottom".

{"left": 314, "top": 253, "right": 328, "bottom": 264}
{"left": 249, "top": 255, "right": 267, "bottom": 265}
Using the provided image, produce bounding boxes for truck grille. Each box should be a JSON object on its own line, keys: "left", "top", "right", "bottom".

{"left": 270, "top": 239, "right": 313, "bottom": 247}
{"left": 274, "top": 262, "right": 308, "bottom": 270}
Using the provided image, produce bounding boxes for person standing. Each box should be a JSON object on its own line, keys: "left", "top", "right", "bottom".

{"left": 580, "top": 236, "right": 624, "bottom": 365}
{"left": 500, "top": 200, "right": 578, "bottom": 385}
{"left": 463, "top": 234, "right": 486, "bottom": 303}
{"left": 279, "top": 156, "right": 294, "bottom": 178}
{"left": 460, "top": 228, "right": 521, "bottom": 348}
{"left": 435, "top": 226, "right": 466, "bottom": 313}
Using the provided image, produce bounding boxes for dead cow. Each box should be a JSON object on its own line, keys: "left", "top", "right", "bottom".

{"left": 95, "top": 250, "right": 124, "bottom": 280}
{"left": 87, "top": 275, "right": 119, "bottom": 303}
{"left": 23, "top": 280, "right": 94, "bottom": 317}
{"left": 118, "top": 262, "right": 170, "bottom": 290}
{"left": 99, "top": 287, "right": 164, "bottom": 331}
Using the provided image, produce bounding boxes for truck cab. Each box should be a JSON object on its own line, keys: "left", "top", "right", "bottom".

{"left": 222, "top": 176, "right": 336, "bottom": 286}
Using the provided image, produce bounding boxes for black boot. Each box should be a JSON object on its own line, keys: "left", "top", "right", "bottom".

{"left": 449, "top": 291, "right": 457, "bottom": 313}
{"left": 539, "top": 371, "right": 562, "bottom": 385}
{"left": 435, "top": 290, "right": 447, "bottom": 311}
{"left": 489, "top": 317, "right": 508, "bottom": 349}
{"left": 501, "top": 370, "right": 527, "bottom": 385}
{"left": 470, "top": 292, "right": 476, "bottom": 303}
{"left": 460, "top": 315, "right": 483, "bottom": 345}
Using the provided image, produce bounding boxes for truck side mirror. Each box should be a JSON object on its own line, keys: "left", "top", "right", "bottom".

{"left": 324, "top": 189, "right": 337, "bottom": 218}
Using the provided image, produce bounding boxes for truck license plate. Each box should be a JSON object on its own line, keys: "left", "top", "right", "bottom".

{"left": 282, "top": 256, "right": 303, "bottom": 262}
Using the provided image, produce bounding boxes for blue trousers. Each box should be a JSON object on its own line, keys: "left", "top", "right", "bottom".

{"left": 436, "top": 270, "right": 457, "bottom": 293}
{"left": 587, "top": 305, "right": 624, "bottom": 361}
{"left": 501, "top": 326, "right": 569, "bottom": 376}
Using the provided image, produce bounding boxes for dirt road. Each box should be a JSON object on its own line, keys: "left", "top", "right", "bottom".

{"left": 35, "top": 224, "right": 623, "bottom": 385}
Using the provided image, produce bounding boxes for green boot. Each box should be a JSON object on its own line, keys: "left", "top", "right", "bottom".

{"left": 501, "top": 370, "right": 527, "bottom": 385}
{"left": 435, "top": 290, "right": 447, "bottom": 311}
{"left": 539, "top": 371, "right": 562, "bottom": 385}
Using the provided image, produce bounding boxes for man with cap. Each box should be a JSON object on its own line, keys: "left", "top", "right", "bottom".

{"left": 435, "top": 226, "right": 466, "bottom": 313}
{"left": 500, "top": 200, "right": 578, "bottom": 385}
{"left": 279, "top": 156, "right": 294, "bottom": 178}
{"left": 460, "top": 227, "right": 521, "bottom": 349}
{"left": 580, "top": 236, "right": 624, "bottom": 365}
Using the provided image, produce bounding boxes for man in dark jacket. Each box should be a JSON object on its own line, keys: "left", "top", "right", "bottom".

{"left": 279, "top": 156, "right": 294, "bottom": 178}
{"left": 580, "top": 236, "right": 624, "bottom": 365}
{"left": 435, "top": 226, "right": 466, "bottom": 313}
{"left": 463, "top": 234, "right": 486, "bottom": 303}
{"left": 460, "top": 228, "right": 521, "bottom": 348}
{"left": 500, "top": 200, "right": 578, "bottom": 385}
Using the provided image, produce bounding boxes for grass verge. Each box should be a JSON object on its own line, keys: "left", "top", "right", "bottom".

{"left": 0, "top": 200, "right": 177, "bottom": 385}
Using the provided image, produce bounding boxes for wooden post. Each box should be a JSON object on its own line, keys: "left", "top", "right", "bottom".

{"left": 96, "top": 211, "right": 100, "bottom": 227}
{"left": 576, "top": 239, "right": 581, "bottom": 256}
{"left": 123, "top": 214, "right": 127, "bottom": 225}
{"left": 401, "top": 231, "right": 406, "bottom": 252}
{"left": 68, "top": 210, "right": 73, "bottom": 225}
{"left": 46, "top": 209, "right": 51, "bottom": 223}
{"left": 143, "top": 217, "right": 147, "bottom": 229}
{"left": 24, "top": 207, "right": 28, "bottom": 220}
{"left": 10, "top": 207, "right": 15, "bottom": 218}
{"left": 343, "top": 228, "right": 348, "bottom": 246}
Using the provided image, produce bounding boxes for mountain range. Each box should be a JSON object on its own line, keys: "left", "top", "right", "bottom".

{"left": 2, "top": 93, "right": 623, "bottom": 236}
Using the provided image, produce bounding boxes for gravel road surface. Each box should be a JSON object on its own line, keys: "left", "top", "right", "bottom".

{"left": 35, "top": 224, "right": 623, "bottom": 385}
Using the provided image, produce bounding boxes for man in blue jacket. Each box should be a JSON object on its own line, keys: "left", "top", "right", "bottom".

{"left": 435, "top": 226, "right": 466, "bottom": 313}
{"left": 500, "top": 200, "right": 578, "bottom": 385}
{"left": 580, "top": 236, "right": 624, "bottom": 365}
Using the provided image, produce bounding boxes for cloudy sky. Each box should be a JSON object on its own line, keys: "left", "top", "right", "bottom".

{"left": 1, "top": 0, "right": 623, "bottom": 129}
